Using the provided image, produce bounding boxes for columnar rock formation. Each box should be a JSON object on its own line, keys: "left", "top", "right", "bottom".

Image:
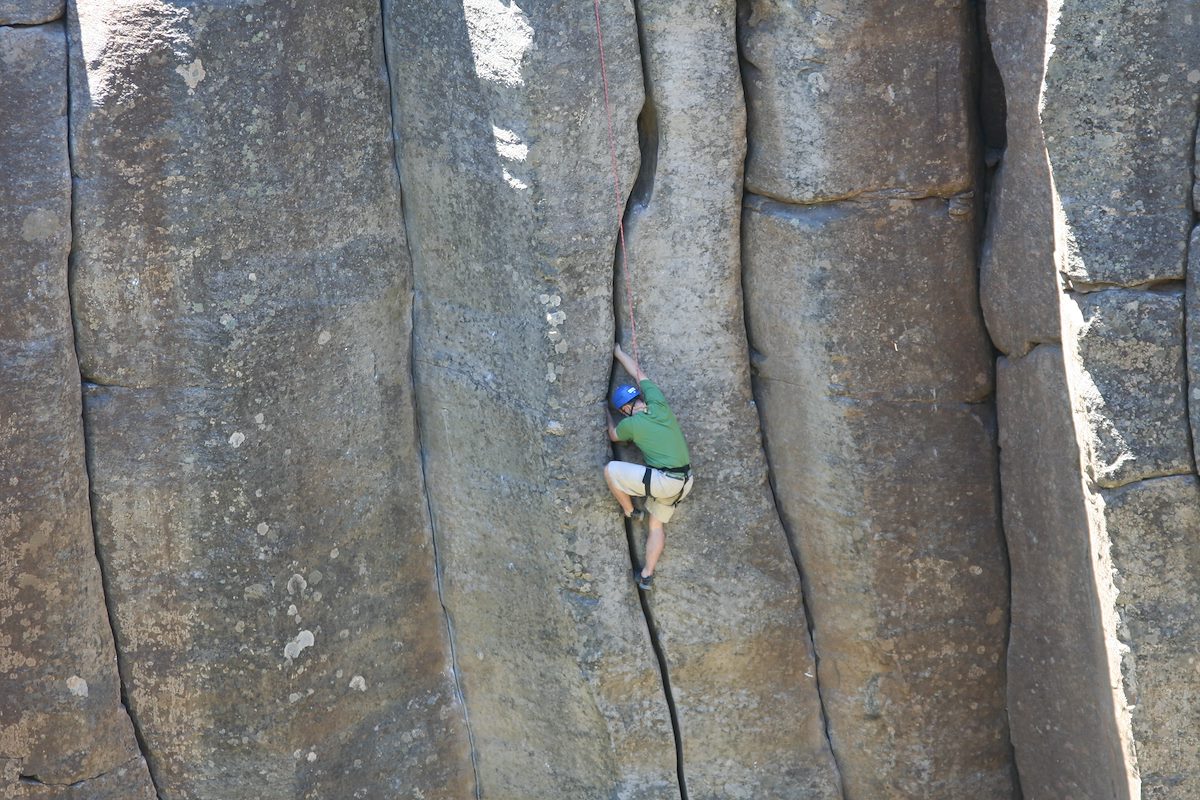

{"left": 985, "top": 0, "right": 1200, "bottom": 797}
{"left": 3, "top": 1, "right": 1200, "bottom": 798}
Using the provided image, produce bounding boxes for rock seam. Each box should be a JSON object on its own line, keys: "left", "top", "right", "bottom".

{"left": 378, "top": 2, "right": 482, "bottom": 796}
{"left": 62, "top": 13, "right": 163, "bottom": 797}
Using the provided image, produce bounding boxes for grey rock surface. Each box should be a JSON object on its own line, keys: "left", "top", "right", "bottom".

{"left": 1042, "top": 0, "right": 1199, "bottom": 288}
{"left": 0, "top": 24, "right": 153, "bottom": 797}
{"left": 738, "top": 0, "right": 975, "bottom": 202}
{"left": 743, "top": 196, "right": 1014, "bottom": 798}
{"left": 68, "top": 2, "right": 472, "bottom": 797}
{"left": 386, "top": 0, "right": 680, "bottom": 797}
{"left": 1188, "top": 226, "right": 1200, "bottom": 472}
{"left": 620, "top": 1, "right": 840, "bottom": 797}
{"left": 0, "top": 1, "right": 62, "bottom": 25}
{"left": 1, "top": 756, "right": 155, "bottom": 799}
{"left": 979, "top": 0, "right": 1061, "bottom": 357}
{"left": 1105, "top": 476, "right": 1200, "bottom": 798}
{"left": 1064, "top": 288, "right": 1192, "bottom": 488}
{"left": 997, "top": 345, "right": 1136, "bottom": 800}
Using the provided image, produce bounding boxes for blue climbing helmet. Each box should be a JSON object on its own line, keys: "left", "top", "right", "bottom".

{"left": 611, "top": 384, "right": 641, "bottom": 412}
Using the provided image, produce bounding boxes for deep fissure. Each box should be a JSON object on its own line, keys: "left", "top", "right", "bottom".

{"left": 378, "top": 2, "right": 481, "bottom": 796}
{"left": 598, "top": 2, "right": 690, "bottom": 796}
{"left": 972, "top": 2, "right": 1023, "bottom": 796}
{"left": 1182, "top": 94, "right": 1199, "bottom": 472}
{"left": 733, "top": 0, "right": 847, "bottom": 792}
{"left": 62, "top": 15, "right": 164, "bottom": 798}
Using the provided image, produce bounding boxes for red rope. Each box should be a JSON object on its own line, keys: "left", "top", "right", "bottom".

{"left": 592, "top": 0, "right": 640, "bottom": 365}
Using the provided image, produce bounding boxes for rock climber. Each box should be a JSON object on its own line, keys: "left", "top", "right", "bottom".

{"left": 605, "top": 342, "right": 693, "bottom": 591}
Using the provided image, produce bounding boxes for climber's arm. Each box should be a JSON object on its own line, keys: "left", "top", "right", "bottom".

{"left": 613, "top": 343, "right": 648, "bottom": 383}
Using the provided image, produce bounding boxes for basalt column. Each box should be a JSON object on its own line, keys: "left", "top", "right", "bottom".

{"left": 68, "top": 2, "right": 471, "bottom": 797}
{"left": 739, "top": 2, "right": 1015, "bottom": 797}
{"left": 0, "top": 19, "right": 155, "bottom": 799}
{"left": 985, "top": 0, "right": 1200, "bottom": 796}
{"left": 385, "top": 1, "right": 679, "bottom": 797}
{"left": 619, "top": 1, "right": 841, "bottom": 797}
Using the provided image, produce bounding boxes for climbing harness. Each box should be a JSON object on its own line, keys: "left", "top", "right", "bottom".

{"left": 591, "top": 0, "right": 641, "bottom": 365}
{"left": 643, "top": 465, "right": 693, "bottom": 508}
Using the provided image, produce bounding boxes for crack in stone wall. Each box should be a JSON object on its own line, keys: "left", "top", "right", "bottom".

{"left": 378, "top": 3, "right": 481, "bottom": 796}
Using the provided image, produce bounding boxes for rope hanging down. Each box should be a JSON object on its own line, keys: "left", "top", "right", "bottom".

{"left": 591, "top": 0, "right": 641, "bottom": 365}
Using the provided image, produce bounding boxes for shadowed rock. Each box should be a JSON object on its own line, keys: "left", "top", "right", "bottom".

{"left": 997, "top": 346, "right": 1135, "bottom": 800}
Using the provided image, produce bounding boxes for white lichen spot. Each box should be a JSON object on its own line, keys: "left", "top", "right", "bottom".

{"left": 308, "top": 570, "right": 323, "bottom": 586}
{"left": 464, "top": 0, "right": 532, "bottom": 87}
{"left": 234, "top": 620, "right": 245, "bottom": 633}
{"left": 283, "top": 630, "right": 315, "bottom": 662}
{"left": 66, "top": 676, "right": 89, "bottom": 697}
{"left": 329, "top": 547, "right": 339, "bottom": 559}
{"left": 244, "top": 583, "right": 268, "bottom": 600}
{"left": 254, "top": 413, "right": 265, "bottom": 425}
{"left": 287, "top": 604, "right": 298, "bottom": 617}
{"left": 287, "top": 574, "right": 307, "bottom": 595}
{"left": 21, "top": 209, "right": 57, "bottom": 242}
{"left": 1189, "top": 69, "right": 1200, "bottom": 84}
{"left": 317, "top": 330, "right": 332, "bottom": 345}
{"left": 220, "top": 313, "right": 236, "bottom": 329}
{"left": 248, "top": 272, "right": 257, "bottom": 282}
{"left": 228, "top": 432, "right": 246, "bottom": 448}
{"left": 175, "top": 58, "right": 206, "bottom": 91}
{"left": 306, "top": 751, "right": 317, "bottom": 763}
{"left": 288, "top": 692, "right": 302, "bottom": 703}
{"left": 349, "top": 675, "right": 367, "bottom": 692}
{"left": 256, "top": 522, "right": 269, "bottom": 535}
{"left": 969, "top": 565, "right": 984, "bottom": 576}
{"left": 538, "top": 294, "right": 550, "bottom": 305}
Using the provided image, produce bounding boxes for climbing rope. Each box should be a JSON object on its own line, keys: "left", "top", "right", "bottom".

{"left": 591, "top": 0, "right": 641, "bottom": 365}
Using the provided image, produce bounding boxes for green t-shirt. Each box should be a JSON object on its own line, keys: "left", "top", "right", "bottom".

{"left": 614, "top": 379, "right": 690, "bottom": 469}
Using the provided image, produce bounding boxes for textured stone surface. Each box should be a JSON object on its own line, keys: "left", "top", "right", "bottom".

{"left": 1042, "top": 0, "right": 1199, "bottom": 287}
{"left": 1, "top": 756, "right": 155, "bottom": 799}
{"left": 1063, "top": 288, "right": 1191, "bottom": 488}
{"left": 621, "top": 2, "right": 840, "bottom": 797}
{"left": 1188, "top": 227, "right": 1200, "bottom": 470}
{"left": 0, "top": 1, "right": 62, "bottom": 25}
{"left": 1106, "top": 476, "right": 1200, "bottom": 798}
{"left": 744, "top": 196, "right": 1014, "bottom": 798}
{"left": 69, "top": 3, "right": 472, "bottom": 797}
{"left": 0, "top": 24, "right": 153, "bottom": 796}
{"left": 979, "top": 0, "right": 1061, "bottom": 356}
{"left": 997, "top": 345, "right": 1135, "bottom": 800}
{"left": 738, "top": 0, "right": 975, "bottom": 202}
{"left": 386, "top": 1, "right": 680, "bottom": 797}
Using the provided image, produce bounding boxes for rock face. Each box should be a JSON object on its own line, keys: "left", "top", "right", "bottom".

{"left": 7, "top": 0, "right": 1200, "bottom": 797}
{"left": 385, "top": 1, "right": 679, "bottom": 797}
{"left": 621, "top": 1, "right": 841, "bottom": 797}
{"left": 68, "top": 2, "right": 471, "bottom": 797}
{"left": 983, "top": 0, "right": 1200, "bottom": 796}
{"left": 740, "top": 3, "right": 1014, "bottom": 798}
{"left": 0, "top": 22, "right": 155, "bottom": 798}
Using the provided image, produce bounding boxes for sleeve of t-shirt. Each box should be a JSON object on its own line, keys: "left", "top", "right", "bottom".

{"left": 639, "top": 379, "right": 667, "bottom": 410}
{"left": 614, "top": 416, "right": 635, "bottom": 442}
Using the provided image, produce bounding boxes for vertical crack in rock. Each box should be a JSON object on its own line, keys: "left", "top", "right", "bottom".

{"left": 1185, "top": 104, "right": 1199, "bottom": 470}
{"left": 378, "top": 2, "right": 481, "bottom": 796}
{"left": 972, "top": 5, "right": 1023, "bottom": 793}
{"left": 732, "top": 2, "right": 845, "bottom": 792}
{"left": 609, "top": 5, "right": 684, "bottom": 780}
{"left": 62, "top": 35, "right": 164, "bottom": 800}
{"left": 61, "top": 18, "right": 163, "bottom": 798}
{"left": 742, "top": 350, "right": 847, "bottom": 796}
{"left": 626, "top": 0, "right": 657, "bottom": 213}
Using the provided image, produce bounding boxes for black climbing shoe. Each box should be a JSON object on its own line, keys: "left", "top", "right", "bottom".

{"left": 633, "top": 568, "right": 654, "bottom": 591}
{"left": 624, "top": 508, "right": 646, "bottom": 522}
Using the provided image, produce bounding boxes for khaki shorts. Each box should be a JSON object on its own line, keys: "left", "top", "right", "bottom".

{"left": 606, "top": 460, "right": 694, "bottom": 523}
